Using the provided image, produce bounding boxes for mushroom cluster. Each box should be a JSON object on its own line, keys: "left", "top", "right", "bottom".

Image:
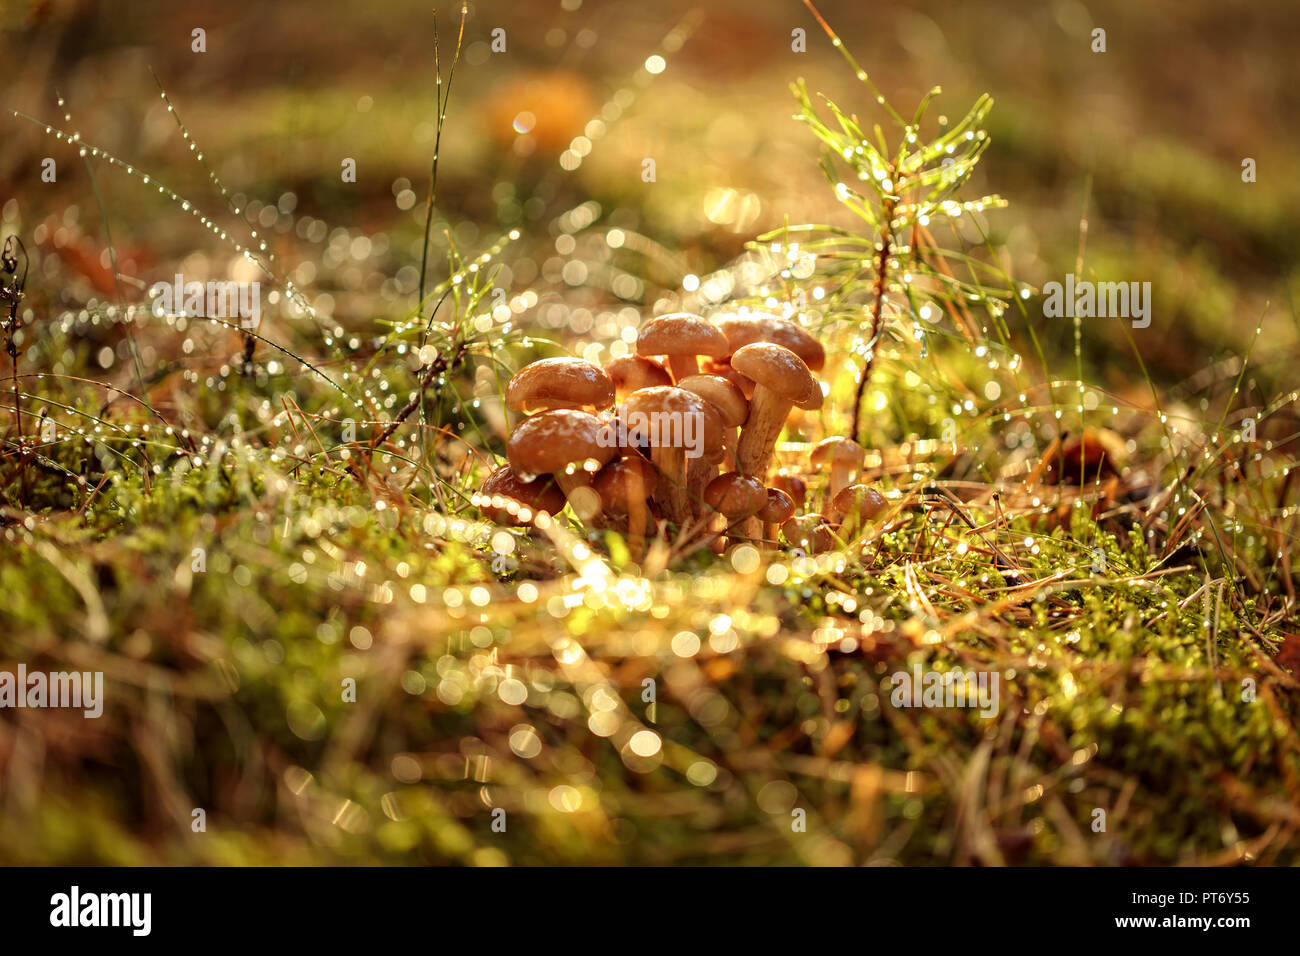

{"left": 476, "top": 312, "right": 887, "bottom": 556}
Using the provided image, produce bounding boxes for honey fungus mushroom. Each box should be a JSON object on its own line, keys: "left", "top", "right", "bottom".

{"left": 701, "top": 357, "right": 755, "bottom": 399}
{"left": 677, "top": 373, "right": 749, "bottom": 498}
{"left": 636, "top": 312, "right": 731, "bottom": 382}
{"left": 714, "top": 313, "right": 826, "bottom": 373}
{"left": 770, "top": 470, "right": 808, "bottom": 513}
{"left": 703, "top": 472, "right": 766, "bottom": 540}
{"left": 506, "top": 357, "right": 615, "bottom": 414}
{"left": 690, "top": 442, "right": 728, "bottom": 520}
{"left": 623, "top": 386, "right": 724, "bottom": 525}
{"left": 812, "top": 436, "right": 867, "bottom": 506}
{"left": 476, "top": 464, "right": 566, "bottom": 525}
{"left": 603, "top": 355, "right": 672, "bottom": 400}
{"left": 730, "top": 342, "right": 822, "bottom": 480}
{"left": 832, "top": 483, "right": 888, "bottom": 538}
{"left": 593, "top": 455, "right": 659, "bottom": 557}
{"left": 781, "top": 513, "right": 835, "bottom": 554}
{"left": 757, "top": 487, "right": 795, "bottom": 545}
{"left": 677, "top": 374, "right": 748, "bottom": 456}
{"left": 506, "top": 409, "right": 616, "bottom": 523}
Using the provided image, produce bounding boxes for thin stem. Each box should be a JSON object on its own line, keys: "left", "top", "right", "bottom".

{"left": 801, "top": 0, "right": 906, "bottom": 128}
{"left": 416, "top": 6, "right": 468, "bottom": 317}
{"left": 851, "top": 191, "right": 897, "bottom": 444}
{"left": 3, "top": 236, "right": 29, "bottom": 501}
{"left": 370, "top": 342, "right": 467, "bottom": 451}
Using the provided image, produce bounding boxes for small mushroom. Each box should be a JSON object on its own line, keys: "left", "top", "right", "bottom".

{"left": 730, "top": 342, "right": 822, "bottom": 481}
{"left": 811, "top": 436, "right": 866, "bottom": 508}
{"left": 701, "top": 357, "right": 754, "bottom": 399}
{"left": 677, "top": 372, "right": 749, "bottom": 494}
{"left": 623, "top": 386, "right": 724, "bottom": 525}
{"left": 677, "top": 373, "right": 749, "bottom": 463}
{"left": 704, "top": 472, "right": 766, "bottom": 540}
{"left": 688, "top": 442, "right": 727, "bottom": 520}
{"left": 593, "top": 455, "right": 659, "bottom": 558}
{"left": 476, "top": 464, "right": 566, "bottom": 525}
{"left": 604, "top": 354, "right": 672, "bottom": 400}
{"left": 715, "top": 313, "right": 826, "bottom": 373}
{"left": 506, "top": 409, "right": 617, "bottom": 523}
{"left": 507, "top": 357, "right": 615, "bottom": 414}
{"left": 781, "top": 513, "right": 835, "bottom": 554}
{"left": 770, "top": 470, "right": 807, "bottom": 513}
{"left": 832, "top": 483, "right": 888, "bottom": 538}
{"left": 757, "top": 487, "right": 795, "bottom": 546}
{"left": 637, "top": 312, "right": 730, "bottom": 383}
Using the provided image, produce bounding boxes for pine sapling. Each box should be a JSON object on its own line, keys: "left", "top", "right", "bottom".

{"left": 789, "top": 0, "right": 1014, "bottom": 445}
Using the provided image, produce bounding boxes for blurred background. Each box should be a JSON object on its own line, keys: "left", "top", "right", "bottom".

{"left": 2, "top": 0, "right": 1297, "bottom": 395}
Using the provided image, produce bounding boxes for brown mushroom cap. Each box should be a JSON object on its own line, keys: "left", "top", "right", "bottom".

{"left": 715, "top": 313, "right": 825, "bottom": 372}
{"left": 833, "top": 484, "right": 888, "bottom": 523}
{"left": 507, "top": 358, "right": 615, "bottom": 413}
{"left": 477, "top": 465, "right": 566, "bottom": 524}
{"left": 592, "top": 456, "right": 659, "bottom": 517}
{"left": 758, "top": 487, "right": 796, "bottom": 524}
{"left": 781, "top": 513, "right": 835, "bottom": 553}
{"left": 623, "top": 386, "right": 726, "bottom": 462}
{"left": 812, "top": 436, "right": 866, "bottom": 470}
{"left": 771, "top": 471, "right": 807, "bottom": 511}
{"left": 701, "top": 358, "right": 755, "bottom": 399}
{"left": 637, "top": 313, "right": 730, "bottom": 363}
{"left": 730, "top": 342, "right": 822, "bottom": 411}
{"left": 506, "top": 409, "right": 617, "bottom": 480}
{"left": 603, "top": 355, "right": 672, "bottom": 399}
{"left": 676, "top": 374, "right": 749, "bottom": 427}
{"left": 704, "top": 472, "right": 766, "bottom": 520}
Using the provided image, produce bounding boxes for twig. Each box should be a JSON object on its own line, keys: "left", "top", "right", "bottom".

{"left": 416, "top": 5, "right": 468, "bottom": 318}
{"left": 851, "top": 187, "right": 897, "bottom": 444}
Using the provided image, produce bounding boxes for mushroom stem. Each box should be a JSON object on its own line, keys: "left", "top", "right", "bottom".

{"left": 827, "top": 461, "right": 854, "bottom": 511}
{"left": 553, "top": 471, "right": 588, "bottom": 496}
{"left": 554, "top": 471, "right": 602, "bottom": 525}
{"left": 622, "top": 477, "right": 653, "bottom": 561}
{"left": 649, "top": 446, "right": 690, "bottom": 524}
{"left": 593, "top": 456, "right": 658, "bottom": 559}
{"left": 735, "top": 386, "right": 792, "bottom": 479}
{"left": 666, "top": 354, "right": 700, "bottom": 382}
{"left": 702, "top": 472, "right": 766, "bottom": 547}
{"left": 686, "top": 456, "right": 718, "bottom": 516}
{"left": 627, "top": 497, "right": 649, "bottom": 560}
{"left": 724, "top": 426, "right": 739, "bottom": 470}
